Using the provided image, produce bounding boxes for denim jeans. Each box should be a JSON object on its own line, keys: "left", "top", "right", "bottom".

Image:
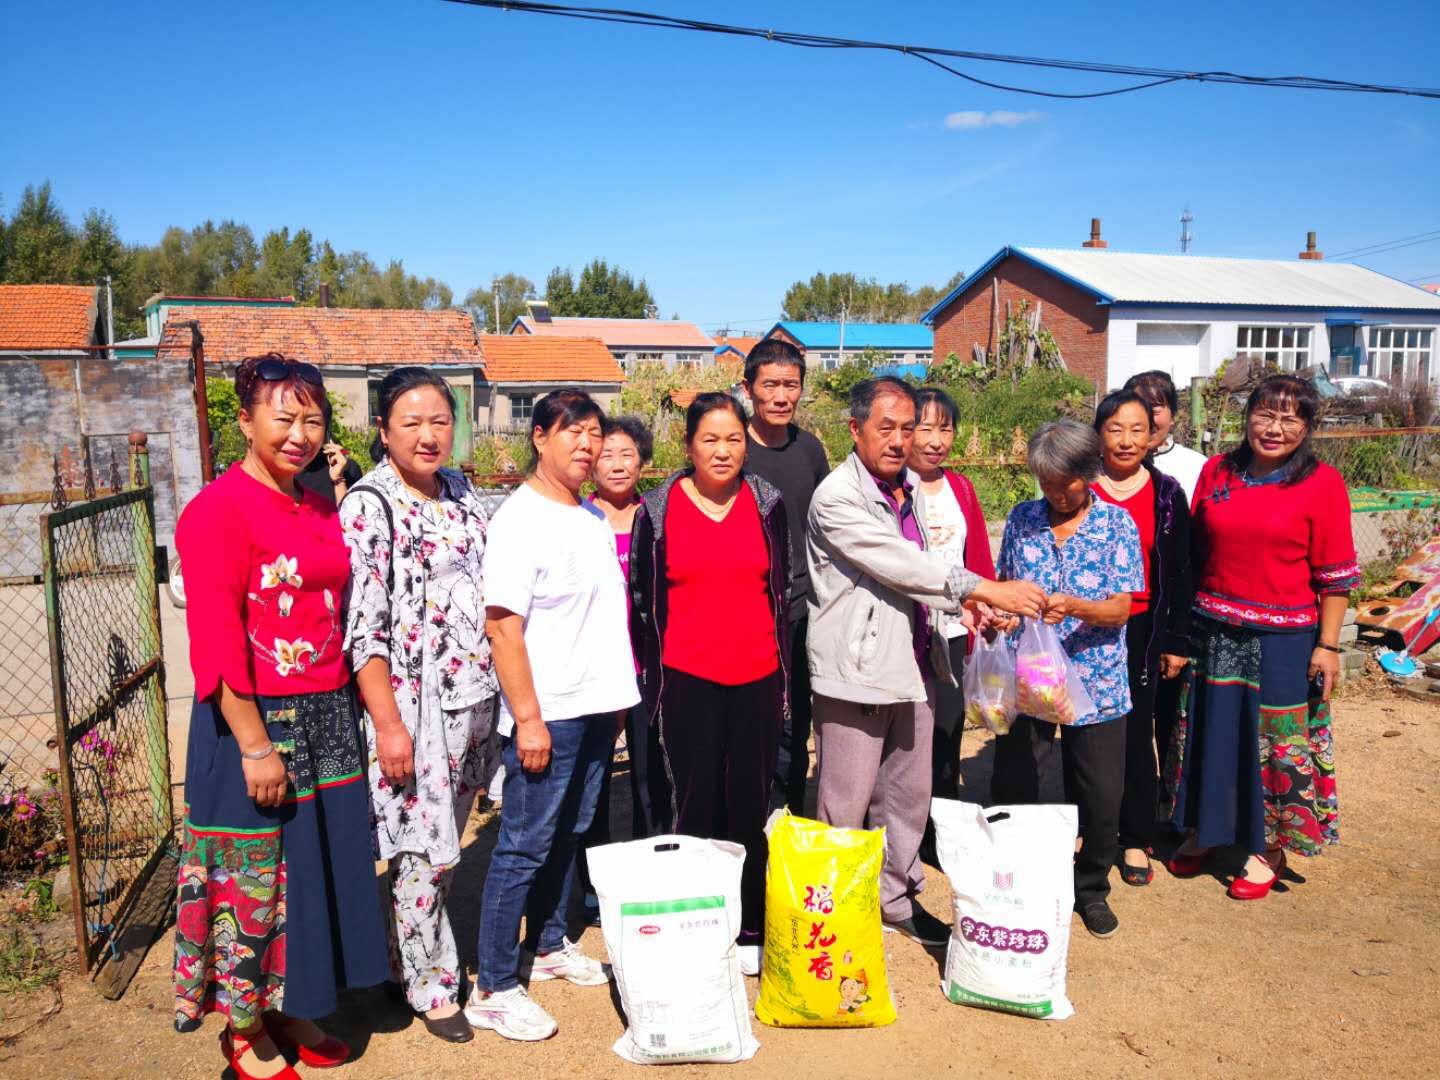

{"left": 475, "top": 713, "right": 614, "bottom": 992}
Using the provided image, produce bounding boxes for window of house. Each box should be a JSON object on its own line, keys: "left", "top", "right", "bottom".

{"left": 674, "top": 352, "right": 703, "bottom": 370}
{"left": 917, "top": 352, "right": 933, "bottom": 362}
{"left": 511, "top": 393, "right": 535, "bottom": 424}
{"left": 1370, "top": 326, "right": 1434, "bottom": 384}
{"left": 820, "top": 352, "right": 840, "bottom": 371}
{"left": 1236, "top": 325, "right": 1311, "bottom": 370}
{"left": 635, "top": 352, "right": 663, "bottom": 362}
{"left": 612, "top": 352, "right": 628, "bottom": 369}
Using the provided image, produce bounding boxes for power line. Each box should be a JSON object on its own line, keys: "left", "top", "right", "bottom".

{"left": 443, "top": 0, "right": 1440, "bottom": 100}
{"left": 1406, "top": 272, "right": 1440, "bottom": 282}
{"left": 1330, "top": 228, "right": 1440, "bottom": 260}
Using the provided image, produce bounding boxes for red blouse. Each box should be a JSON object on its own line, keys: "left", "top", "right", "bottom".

{"left": 176, "top": 465, "right": 352, "bottom": 699}
{"left": 1191, "top": 456, "right": 1360, "bottom": 631}
{"left": 1093, "top": 477, "right": 1154, "bottom": 615}
{"left": 662, "top": 482, "right": 779, "bottom": 685}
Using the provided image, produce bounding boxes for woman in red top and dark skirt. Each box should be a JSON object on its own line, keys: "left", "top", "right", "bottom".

{"left": 1164, "top": 375, "right": 1359, "bottom": 900}
{"left": 629, "top": 393, "right": 790, "bottom": 977}
{"left": 1091, "top": 391, "right": 1192, "bottom": 887}
{"left": 173, "top": 355, "right": 387, "bottom": 1079}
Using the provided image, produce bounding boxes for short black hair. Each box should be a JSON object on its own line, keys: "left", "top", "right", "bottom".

{"left": 914, "top": 386, "right": 959, "bottom": 427}
{"left": 600, "top": 413, "right": 655, "bottom": 464}
{"left": 1092, "top": 390, "right": 1154, "bottom": 434}
{"left": 370, "top": 366, "right": 457, "bottom": 463}
{"left": 849, "top": 376, "right": 916, "bottom": 425}
{"left": 744, "top": 338, "right": 806, "bottom": 385}
{"left": 685, "top": 391, "right": 747, "bottom": 442}
{"left": 527, "top": 388, "right": 604, "bottom": 472}
{"left": 1123, "top": 370, "right": 1179, "bottom": 416}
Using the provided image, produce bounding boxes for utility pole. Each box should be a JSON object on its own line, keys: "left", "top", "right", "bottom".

{"left": 837, "top": 302, "right": 847, "bottom": 367}
{"left": 491, "top": 277, "right": 501, "bottom": 334}
{"left": 1180, "top": 206, "right": 1194, "bottom": 254}
{"left": 104, "top": 275, "right": 115, "bottom": 358}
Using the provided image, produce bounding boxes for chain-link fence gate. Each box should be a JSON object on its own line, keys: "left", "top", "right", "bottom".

{"left": 42, "top": 436, "right": 175, "bottom": 993}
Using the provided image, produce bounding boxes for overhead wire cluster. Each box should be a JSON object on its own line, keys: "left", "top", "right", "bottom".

{"left": 1330, "top": 229, "right": 1440, "bottom": 262}
{"left": 444, "top": 0, "right": 1440, "bottom": 101}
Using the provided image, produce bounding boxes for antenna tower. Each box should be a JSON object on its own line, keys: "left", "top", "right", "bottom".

{"left": 1180, "top": 206, "right": 1195, "bottom": 253}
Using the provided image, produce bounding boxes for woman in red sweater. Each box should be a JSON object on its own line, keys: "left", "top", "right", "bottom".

{"left": 1164, "top": 375, "right": 1358, "bottom": 900}
{"left": 629, "top": 393, "right": 790, "bottom": 976}
{"left": 173, "top": 355, "right": 387, "bottom": 1079}
{"left": 907, "top": 388, "right": 997, "bottom": 861}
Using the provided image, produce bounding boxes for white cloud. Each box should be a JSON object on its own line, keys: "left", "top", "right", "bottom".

{"left": 944, "top": 109, "right": 1044, "bottom": 130}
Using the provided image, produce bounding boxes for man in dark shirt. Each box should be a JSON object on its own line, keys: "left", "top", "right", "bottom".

{"left": 742, "top": 338, "right": 831, "bottom": 813}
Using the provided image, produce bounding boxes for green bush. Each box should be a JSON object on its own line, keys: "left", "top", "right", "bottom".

{"left": 206, "top": 377, "right": 372, "bottom": 474}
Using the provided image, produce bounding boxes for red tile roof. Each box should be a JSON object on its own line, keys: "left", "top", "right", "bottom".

{"left": 156, "top": 305, "right": 481, "bottom": 366}
{"left": 478, "top": 334, "right": 626, "bottom": 384}
{"left": 514, "top": 316, "right": 714, "bottom": 350}
{"left": 715, "top": 335, "right": 760, "bottom": 357}
{"left": 0, "top": 285, "right": 100, "bottom": 349}
{"left": 669, "top": 388, "right": 700, "bottom": 409}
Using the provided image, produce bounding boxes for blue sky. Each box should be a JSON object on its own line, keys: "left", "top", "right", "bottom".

{"left": 3, "top": 0, "right": 1438, "bottom": 332}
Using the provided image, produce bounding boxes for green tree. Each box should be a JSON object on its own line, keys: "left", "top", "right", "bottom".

{"left": 463, "top": 272, "right": 536, "bottom": 333}
{"left": 5, "top": 181, "right": 75, "bottom": 283}
{"left": 257, "top": 226, "right": 316, "bottom": 300}
{"left": 781, "top": 270, "right": 964, "bottom": 323}
{"left": 547, "top": 259, "right": 655, "bottom": 318}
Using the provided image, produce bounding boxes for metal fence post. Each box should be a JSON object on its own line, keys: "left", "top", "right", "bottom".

{"left": 127, "top": 432, "right": 168, "bottom": 831}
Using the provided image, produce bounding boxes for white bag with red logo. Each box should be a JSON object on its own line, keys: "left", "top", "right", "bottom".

{"left": 589, "top": 834, "right": 760, "bottom": 1064}
{"left": 930, "top": 798, "right": 1078, "bottom": 1020}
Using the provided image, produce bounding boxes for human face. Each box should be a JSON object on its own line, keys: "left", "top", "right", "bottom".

{"left": 594, "top": 431, "right": 642, "bottom": 502}
{"left": 1100, "top": 401, "right": 1152, "bottom": 477}
{"left": 381, "top": 386, "right": 454, "bottom": 479}
{"left": 1038, "top": 473, "right": 1091, "bottom": 517}
{"left": 239, "top": 385, "right": 325, "bottom": 480}
{"left": 687, "top": 407, "right": 747, "bottom": 488}
{"left": 908, "top": 402, "right": 955, "bottom": 479}
{"left": 534, "top": 413, "right": 602, "bottom": 494}
{"left": 1147, "top": 400, "right": 1175, "bottom": 450}
{"left": 1247, "top": 398, "right": 1308, "bottom": 466}
{"left": 745, "top": 362, "right": 804, "bottom": 430}
{"left": 849, "top": 391, "right": 916, "bottom": 481}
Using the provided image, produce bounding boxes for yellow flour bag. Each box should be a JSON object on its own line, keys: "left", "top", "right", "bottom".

{"left": 755, "top": 812, "right": 896, "bottom": 1028}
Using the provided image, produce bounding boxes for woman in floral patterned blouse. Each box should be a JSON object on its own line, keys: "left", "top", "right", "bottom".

{"left": 341, "top": 368, "right": 497, "bottom": 1043}
{"left": 173, "top": 354, "right": 387, "bottom": 1080}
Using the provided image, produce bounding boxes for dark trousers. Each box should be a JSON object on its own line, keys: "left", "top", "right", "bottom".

{"left": 771, "top": 617, "right": 813, "bottom": 814}
{"left": 1119, "top": 612, "right": 1161, "bottom": 851}
{"left": 922, "top": 637, "right": 967, "bottom": 863}
{"left": 660, "top": 666, "right": 784, "bottom": 941}
{"left": 991, "top": 714, "right": 1127, "bottom": 908}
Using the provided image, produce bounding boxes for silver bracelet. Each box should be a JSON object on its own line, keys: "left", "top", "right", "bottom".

{"left": 241, "top": 743, "right": 275, "bottom": 761}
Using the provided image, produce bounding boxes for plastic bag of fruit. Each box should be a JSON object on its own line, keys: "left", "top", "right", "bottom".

{"left": 1013, "top": 619, "right": 1095, "bottom": 725}
{"left": 963, "top": 630, "right": 1018, "bottom": 735}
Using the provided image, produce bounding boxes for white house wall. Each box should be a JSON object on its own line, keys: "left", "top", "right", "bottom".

{"left": 1105, "top": 305, "right": 1440, "bottom": 389}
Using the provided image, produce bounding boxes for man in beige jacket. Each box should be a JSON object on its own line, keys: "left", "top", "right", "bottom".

{"left": 807, "top": 377, "right": 1045, "bottom": 944}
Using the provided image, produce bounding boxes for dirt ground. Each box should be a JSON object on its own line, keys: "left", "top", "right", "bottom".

{"left": 2, "top": 673, "right": 1437, "bottom": 1080}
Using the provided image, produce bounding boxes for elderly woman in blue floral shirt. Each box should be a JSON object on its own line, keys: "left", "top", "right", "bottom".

{"left": 992, "top": 420, "right": 1143, "bottom": 940}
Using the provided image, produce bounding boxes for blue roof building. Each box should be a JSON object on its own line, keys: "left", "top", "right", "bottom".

{"left": 760, "top": 320, "right": 933, "bottom": 376}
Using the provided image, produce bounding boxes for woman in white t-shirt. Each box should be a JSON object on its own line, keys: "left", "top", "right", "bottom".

{"left": 909, "top": 389, "right": 999, "bottom": 861}
{"left": 1123, "top": 370, "right": 1208, "bottom": 505}
{"left": 468, "top": 390, "right": 640, "bottom": 1044}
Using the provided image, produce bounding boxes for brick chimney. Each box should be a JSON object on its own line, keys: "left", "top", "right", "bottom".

{"left": 1083, "top": 217, "right": 1107, "bottom": 249}
{"left": 1298, "top": 231, "right": 1323, "bottom": 260}
{"left": 318, "top": 282, "right": 332, "bottom": 307}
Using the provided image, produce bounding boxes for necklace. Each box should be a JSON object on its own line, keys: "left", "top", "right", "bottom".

{"left": 1099, "top": 469, "right": 1148, "bottom": 499}
{"left": 685, "top": 478, "right": 739, "bottom": 521}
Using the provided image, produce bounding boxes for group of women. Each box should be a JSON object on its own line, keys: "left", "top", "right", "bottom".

{"left": 172, "top": 351, "right": 1355, "bottom": 1075}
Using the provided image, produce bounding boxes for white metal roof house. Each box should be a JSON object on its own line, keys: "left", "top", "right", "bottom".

{"left": 510, "top": 301, "right": 715, "bottom": 373}
{"left": 924, "top": 221, "right": 1440, "bottom": 390}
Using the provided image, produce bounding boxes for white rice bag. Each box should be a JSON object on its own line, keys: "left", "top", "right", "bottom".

{"left": 589, "top": 834, "right": 760, "bottom": 1064}
{"left": 931, "top": 798, "right": 1078, "bottom": 1020}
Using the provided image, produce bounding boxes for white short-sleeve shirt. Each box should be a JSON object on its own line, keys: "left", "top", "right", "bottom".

{"left": 923, "top": 479, "right": 969, "bottom": 639}
{"left": 482, "top": 483, "right": 640, "bottom": 735}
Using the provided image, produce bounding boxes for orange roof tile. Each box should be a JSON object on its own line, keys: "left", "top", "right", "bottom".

{"left": 669, "top": 388, "right": 700, "bottom": 408}
{"left": 478, "top": 334, "right": 626, "bottom": 384}
{"left": 156, "top": 305, "right": 481, "bottom": 366}
{"left": 0, "top": 284, "right": 100, "bottom": 349}
{"left": 515, "top": 316, "right": 714, "bottom": 350}
{"left": 715, "top": 335, "right": 760, "bottom": 357}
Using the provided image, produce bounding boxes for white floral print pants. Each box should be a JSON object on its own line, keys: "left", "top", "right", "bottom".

{"left": 387, "top": 852, "right": 463, "bottom": 1012}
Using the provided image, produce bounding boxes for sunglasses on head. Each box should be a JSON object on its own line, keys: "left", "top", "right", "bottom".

{"left": 254, "top": 356, "right": 324, "bottom": 386}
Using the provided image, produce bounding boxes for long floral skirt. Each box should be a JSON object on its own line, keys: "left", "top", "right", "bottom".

{"left": 1163, "top": 617, "right": 1339, "bottom": 857}
{"left": 173, "top": 687, "right": 389, "bottom": 1032}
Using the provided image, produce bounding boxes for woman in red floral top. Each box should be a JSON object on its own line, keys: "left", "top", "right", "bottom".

{"left": 1164, "top": 375, "right": 1359, "bottom": 901}
{"left": 173, "top": 354, "right": 387, "bottom": 1080}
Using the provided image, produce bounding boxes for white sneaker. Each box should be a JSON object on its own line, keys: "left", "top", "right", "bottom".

{"left": 738, "top": 944, "right": 761, "bottom": 977}
{"left": 464, "top": 986, "right": 558, "bottom": 1042}
{"left": 521, "top": 938, "right": 610, "bottom": 986}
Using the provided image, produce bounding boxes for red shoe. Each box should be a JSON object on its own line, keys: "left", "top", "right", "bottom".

{"left": 220, "top": 1028, "right": 301, "bottom": 1080}
{"left": 1227, "top": 862, "right": 1278, "bottom": 901}
{"left": 263, "top": 1012, "right": 352, "bottom": 1068}
{"left": 1166, "top": 849, "right": 1211, "bottom": 877}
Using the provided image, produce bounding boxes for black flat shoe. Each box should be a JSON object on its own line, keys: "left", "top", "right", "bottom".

{"left": 421, "top": 1009, "right": 474, "bottom": 1043}
{"left": 1119, "top": 859, "right": 1154, "bottom": 887}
